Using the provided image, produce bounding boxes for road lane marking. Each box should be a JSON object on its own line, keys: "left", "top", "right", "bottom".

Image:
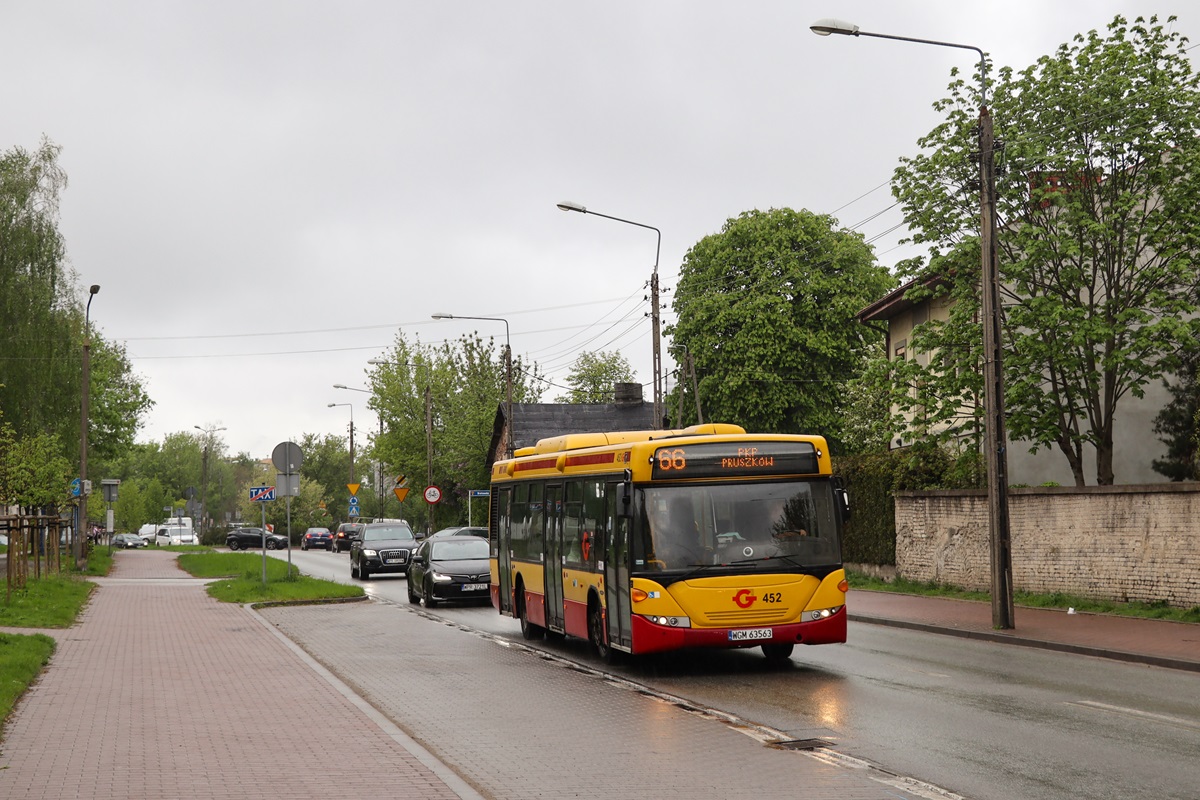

{"left": 1068, "top": 700, "right": 1200, "bottom": 732}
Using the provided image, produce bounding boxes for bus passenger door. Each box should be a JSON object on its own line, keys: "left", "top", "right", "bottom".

{"left": 492, "top": 488, "right": 511, "bottom": 615}
{"left": 544, "top": 484, "right": 565, "bottom": 632}
{"left": 604, "top": 484, "right": 632, "bottom": 650}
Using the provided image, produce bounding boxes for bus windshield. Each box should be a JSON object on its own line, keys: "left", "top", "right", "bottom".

{"left": 634, "top": 480, "right": 841, "bottom": 572}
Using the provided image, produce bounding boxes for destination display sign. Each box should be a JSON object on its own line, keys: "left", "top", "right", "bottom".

{"left": 651, "top": 441, "right": 818, "bottom": 480}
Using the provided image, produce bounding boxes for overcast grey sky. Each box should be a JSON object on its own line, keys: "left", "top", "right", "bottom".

{"left": 4, "top": 1, "right": 1194, "bottom": 459}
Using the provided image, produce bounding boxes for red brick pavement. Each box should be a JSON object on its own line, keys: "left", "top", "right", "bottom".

{"left": 0, "top": 550, "right": 468, "bottom": 799}
{"left": 848, "top": 589, "right": 1200, "bottom": 672}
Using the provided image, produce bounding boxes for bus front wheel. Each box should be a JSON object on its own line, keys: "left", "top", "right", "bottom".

{"left": 762, "top": 643, "right": 794, "bottom": 662}
{"left": 589, "top": 598, "right": 620, "bottom": 664}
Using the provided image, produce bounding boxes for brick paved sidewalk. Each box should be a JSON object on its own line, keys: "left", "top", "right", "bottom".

{"left": 0, "top": 550, "right": 468, "bottom": 800}
{"left": 849, "top": 589, "right": 1200, "bottom": 672}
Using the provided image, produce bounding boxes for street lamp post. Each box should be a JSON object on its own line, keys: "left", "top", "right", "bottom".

{"left": 557, "top": 201, "right": 663, "bottom": 427}
{"left": 77, "top": 284, "right": 100, "bottom": 567}
{"left": 431, "top": 313, "right": 512, "bottom": 458}
{"left": 334, "top": 384, "right": 387, "bottom": 517}
{"left": 365, "top": 360, "right": 435, "bottom": 527}
{"left": 811, "top": 18, "right": 1014, "bottom": 629}
{"left": 327, "top": 403, "right": 354, "bottom": 487}
{"left": 193, "top": 424, "right": 227, "bottom": 539}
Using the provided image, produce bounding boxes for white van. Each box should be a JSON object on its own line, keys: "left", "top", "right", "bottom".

{"left": 154, "top": 526, "right": 198, "bottom": 546}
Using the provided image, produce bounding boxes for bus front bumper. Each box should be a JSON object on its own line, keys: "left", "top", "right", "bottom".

{"left": 629, "top": 605, "right": 846, "bottom": 655}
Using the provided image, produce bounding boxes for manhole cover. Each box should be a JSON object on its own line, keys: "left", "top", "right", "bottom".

{"left": 771, "top": 738, "right": 834, "bottom": 751}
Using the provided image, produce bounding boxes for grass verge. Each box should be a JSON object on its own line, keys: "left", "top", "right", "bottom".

{"left": 847, "top": 570, "right": 1200, "bottom": 624}
{"left": 0, "top": 574, "right": 96, "bottom": 628}
{"left": 177, "top": 552, "right": 364, "bottom": 605}
{"left": 0, "top": 632, "right": 56, "bottom": 736}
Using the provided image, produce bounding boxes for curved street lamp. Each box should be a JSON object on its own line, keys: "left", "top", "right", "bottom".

{"left": 810, "top": 18, "right": 1012, "bottom": 630}
{"left": 557, "top": 201, "right": 663, "bottom": 427}
{"left": 431, "top": 313, "right": 512, "bottom": 458}
{"left": 193, "top": 425, "right": 227, "bottom": 537}
{"left": 327, "top": 402, "right": 355, "bottom": 487}
{"left": 77, "top": 283, "right": 100, "bottom": 566}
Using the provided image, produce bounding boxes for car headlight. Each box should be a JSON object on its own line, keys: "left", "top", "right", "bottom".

{"left": 362, "top": 549, "right": 378, "bottom": 557}
{"left": 431, "top": 571, "right": 453, "bottom": 583}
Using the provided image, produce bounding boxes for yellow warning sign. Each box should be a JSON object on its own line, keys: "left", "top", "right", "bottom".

{"left": 347, "top": 483, "right": 361, "bottom": 496}
{"left": 393, "top": 487, "right": 410, "bottom": 502}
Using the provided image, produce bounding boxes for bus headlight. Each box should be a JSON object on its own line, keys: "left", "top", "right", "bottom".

{"left": 637, "top": 614, "right": 691, "bottom": 628}
{"left": 809, "top": 605, "right": 843, "bottom": 621}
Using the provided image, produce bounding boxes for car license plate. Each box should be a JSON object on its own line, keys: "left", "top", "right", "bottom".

{"left": 728, "top": 628, "right": 772, "bottom": 642}
{"left": 385, "top": 558, "right": 405, "bottom": 564}
{"left": 462, "top": 583, "right": 488, "bottom": 591}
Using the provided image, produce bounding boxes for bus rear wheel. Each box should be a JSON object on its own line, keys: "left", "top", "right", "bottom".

{"left": 517, "top": 587, "right": 544, "bottom": 640}
{"left": 762, "top": 643, "right": 794, "bottom": 662}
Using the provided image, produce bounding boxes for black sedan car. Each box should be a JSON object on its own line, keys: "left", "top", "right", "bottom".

{"left": 331, "top": 522, "right": 364, "bottom": 553}
{"left": 301, "top": 526, "right": 333, "bottom": 551}
{"left": 226, "top": 527, "right": 289, "bottom": 551}
{"left": 113, "top": 533, "right": 146, "bottom": 549}
{"left": 406, "top": 536, "right": 491, "bottom": 608}
{"left": 349, "top": 521, "right": 418, "bottom": 580}
{"left": 426, "top": 526, "right": 487, "bottom": 541}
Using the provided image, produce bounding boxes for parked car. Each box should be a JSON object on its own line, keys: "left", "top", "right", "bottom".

{"left": 301, "top": 527, "right": 333, "bottom": 551}
{"left": 331, "top": 522, "right": 364, "bottom": 553}
{"left": 155, "top": 526, "right": 198, "bottom": 546}
{"left": 349, "top": 521, "right": 418, "bottom": 580}
{"left": 226, "top": 527, "right": 288, "bottom": 551}
{"left": 406, "top": 536, "right": 491, "bottom": 608}
{"left": 113, "top": 533, "right": 147, "bottom": 549}
{"left": 426, "top": 526, "right": 487, "bottom": 541}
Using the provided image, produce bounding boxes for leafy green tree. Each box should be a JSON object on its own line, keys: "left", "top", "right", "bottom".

{"left": 0, "top": 412, "right": 72, "bottom": 511}
{"left": 0, "top": 139, "right": 78, "bottom": 446}
{"left": 668, "top": 207, "right": 894, "bottom": 446}
{"left": 1152, "top": 341, "right": 1200, "bottom": 481}
{"left": 370, "top": 332, "right": 543, "bottom": 530}
{"left": 555, "top": 350, "right": 636, "bottom": 403}
{"left": 891, "top": 15, "right": 1200, "bottom": 485}
{"left": 298, "top": 432, "right": 358, "bottom": 523}
{"left": 1, "top": 139, "right": 151, "bottom": 468}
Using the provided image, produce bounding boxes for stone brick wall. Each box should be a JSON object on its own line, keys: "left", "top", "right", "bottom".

{"left": 894, "top": 484, "right": 1200, "bottom": 608}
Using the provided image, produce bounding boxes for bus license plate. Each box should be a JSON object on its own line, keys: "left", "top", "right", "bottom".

{"left": 729, "top": 628, "right": 772, "bottom": 642}
{"left": 462, "top": 583, "right": 487, "bottom": 591}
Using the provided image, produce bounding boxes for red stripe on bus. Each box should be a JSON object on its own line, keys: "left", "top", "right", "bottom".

{"left": 515, "top": 458, "right": 558, "bottom": 472}
{"left": 564, "top": 453, "right": 616, "bottom": 467}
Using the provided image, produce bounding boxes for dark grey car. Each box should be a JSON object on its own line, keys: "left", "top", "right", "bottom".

{"left": 349, "top": 522, "right": 418, "bottom": 580}
{"left": 406, "top": 536, "right": 491, "bottom": 608}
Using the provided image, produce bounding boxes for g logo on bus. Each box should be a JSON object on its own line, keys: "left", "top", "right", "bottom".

{"left": 733, "top": 589, "right": 757, "bottom": 609}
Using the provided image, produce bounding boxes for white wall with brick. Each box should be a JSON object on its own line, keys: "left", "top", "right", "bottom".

{"left": 895, "top": 485, "right": 1200, "bottom": 608}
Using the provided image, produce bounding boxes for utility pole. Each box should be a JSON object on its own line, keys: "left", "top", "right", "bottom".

{"left": 979, "top": 107, "right": 1015, "bottom": 629}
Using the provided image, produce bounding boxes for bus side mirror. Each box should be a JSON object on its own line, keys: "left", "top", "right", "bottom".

{"left": 618, "top": 479, "right": 633, "bottom": 519}
{"left": 832, "top": 477, "right": 851, "bottom": 522}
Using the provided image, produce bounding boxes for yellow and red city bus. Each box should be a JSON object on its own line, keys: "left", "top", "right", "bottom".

{"left": 488, "top": 423, "right": 850, "bottom": 662}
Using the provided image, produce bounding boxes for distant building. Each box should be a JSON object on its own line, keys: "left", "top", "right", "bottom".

{"left": 858, "top": 278, "right": 1172, "bottom": 485}
{"left": 486, "top": 382, "right": 656, "bottom": 467}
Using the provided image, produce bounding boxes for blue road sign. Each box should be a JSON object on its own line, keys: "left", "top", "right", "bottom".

{"left": 348, "top": 506, "right": 360, "bottom": 517}
{"left": 249, "top": 486, "right": 276, "bottom": 503}
{"left": 469, "top": 489, "right": 490, "bottom": 498}
{"left": 348, "top": 496, "right": 359, "bottom": 506}
{"left": 70, "top": 477, "right": 82, "bottom": 498}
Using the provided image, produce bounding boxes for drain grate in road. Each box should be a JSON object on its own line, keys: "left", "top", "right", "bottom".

{"left": 771, "top": 738, "right": 835, "bottom": 751}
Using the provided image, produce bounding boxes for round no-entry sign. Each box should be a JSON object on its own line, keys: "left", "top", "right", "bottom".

{"left": 423, "top": 485, "right": 442, "bottom": 504}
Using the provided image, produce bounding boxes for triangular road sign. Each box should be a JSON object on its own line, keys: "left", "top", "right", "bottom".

{"left": 393, "top": 487, "right": 410, "bottom": 502}
{"left": 347, "top": 483, "right": 360, "bottom": 496}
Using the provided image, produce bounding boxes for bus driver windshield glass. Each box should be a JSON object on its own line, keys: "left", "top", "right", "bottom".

{"left": 634, "top": 481, "right": 840, "bottom": 572}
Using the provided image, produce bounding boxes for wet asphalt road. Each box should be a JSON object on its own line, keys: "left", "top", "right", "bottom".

{"left": 280, "top": 547, "right": 1200, "bottom": 800}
